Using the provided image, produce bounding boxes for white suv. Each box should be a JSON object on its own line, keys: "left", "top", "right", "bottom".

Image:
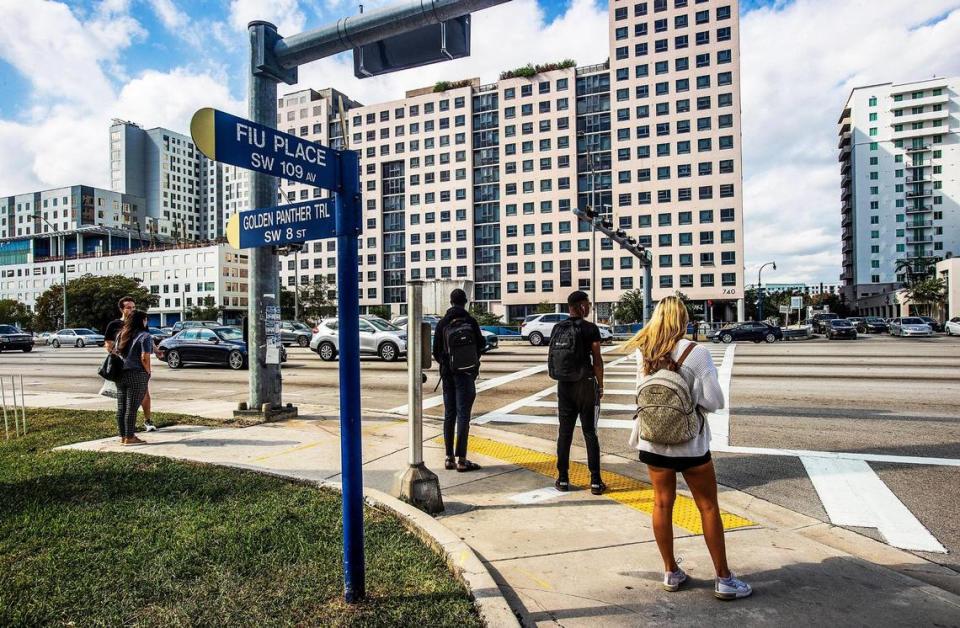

{"left": 521, "top": 314, "right": 612, "bottom": 346}
{"left": 310, "top": 315, "right": 407, "bottom": 361}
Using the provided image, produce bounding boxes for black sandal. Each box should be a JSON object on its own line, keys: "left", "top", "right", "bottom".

{"left": 444, "top": 457, "right": 456, "bottom": 470}
{"left": 456, "top": 460, "right": 481, "bottom": 473}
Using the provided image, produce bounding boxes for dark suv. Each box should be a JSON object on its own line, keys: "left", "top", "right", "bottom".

{"left": 825, "top": 319, "right": 858, "bottom": 340}
{"left": 0, "top": 324, "right": 34, "bottom": 352}
{"left": 281, "top": 321, "right": 315, "bottom": 347}
{"left": 810, "top": 313, "right": 839, "bottom": 334}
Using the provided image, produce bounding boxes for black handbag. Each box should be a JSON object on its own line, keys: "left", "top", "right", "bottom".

{"left": 98, "top": 353, "right": 124, "bottom": 382}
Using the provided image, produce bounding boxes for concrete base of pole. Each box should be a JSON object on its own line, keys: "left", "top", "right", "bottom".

{"left": 232, "top": 403, "right": 299, "bottom": 425}
{"left": 393, "top": 463, "right": 444, "bottom": 514}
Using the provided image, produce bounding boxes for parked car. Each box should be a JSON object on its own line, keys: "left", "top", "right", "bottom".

{"left": 946, "top": 317, "right": 960, "bottom": 336}
{"left": 0, "top": 325, "right": 34, "bottom": 352}
{"left": 148, "top": 327, "right": 172, "bottom": 344}
{"left": 281, "top": 320, "right": 316, "bottom": 347}
{"left": 391, "top": 315, "right": 442, "bottom": 332}
{"left": 311, "top": 315, "right": 407, "bottom": 361}
{"left": 481, "top": 329, "right": 498, "bottom": 353}
{"left": 825, "top": 319, "right": 858, "bottom": 340}
{"left": 156, "top": 326, "right": 286, "bottom": 370}
{"left": 917, "top": 316, "right": 944, "bottom": 332}
{"left": 169, "top": 320, "right": 221, "bottom": 334}
{"left": 887, "top": 317, "right": 933, "bottom": 337}
{"left": 37, "top": 331, "right": 53, "bottom": 345}
{"left": 711, "top": 322, "right": 782, "bottom": 344}
{"left": 49, "top": 328, "right": 105, "bottom": 348}
{"left": 810, "top": 312, "right": 840, "bottom": 334}
{"left": 521, "top": 313, "right": 569, "bottom": 346}
{"left": 857, "top": 316, "right": 888, "bottom": 334}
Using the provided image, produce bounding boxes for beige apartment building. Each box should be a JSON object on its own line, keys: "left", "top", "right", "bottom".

{"left": 268, "top": 0, "right": 745, "bottom": 322}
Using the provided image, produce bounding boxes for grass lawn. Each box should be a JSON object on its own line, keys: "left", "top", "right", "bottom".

{"left": 0, "top": 409, "right": 482, "bottom": 626}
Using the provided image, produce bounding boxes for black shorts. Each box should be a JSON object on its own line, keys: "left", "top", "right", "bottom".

{"left": 639, "top": 450, "right": 712, "bottom": 472}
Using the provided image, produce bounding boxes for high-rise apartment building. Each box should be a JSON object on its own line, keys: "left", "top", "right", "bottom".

{"left": 839, "top": 77, "right": 960, "bottom": 311}
{"left": 110, "top": 120, "right": 220, "bottom": 240}
{"left": 608, "top": 0, "right": 744, "bottom": 322}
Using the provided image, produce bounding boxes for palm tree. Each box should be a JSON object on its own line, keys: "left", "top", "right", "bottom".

{"left": 894, "top": 259, "right": 916, "bottom": 287}
{"left": 905, "top": 277, "right": 946, "bottom": 317}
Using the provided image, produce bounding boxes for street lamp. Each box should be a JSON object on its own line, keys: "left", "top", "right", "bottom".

{"left": 30, "top": 214, "right": 67, "bottom": 328}
{"left": 757, "top": 261, "right": 777, "bottom": 322}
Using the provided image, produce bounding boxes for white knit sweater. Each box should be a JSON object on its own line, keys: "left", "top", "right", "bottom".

{"left": 628, "top": 339, "right": 724, "bottom": 458}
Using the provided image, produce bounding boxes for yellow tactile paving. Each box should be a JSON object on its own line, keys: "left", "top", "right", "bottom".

{"left": 452, "top": 434, "right": 755, "bottom": 534}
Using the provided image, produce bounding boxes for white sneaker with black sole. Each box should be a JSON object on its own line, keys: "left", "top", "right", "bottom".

{"left": 715, "top": 573, "right": 752, "bottom": 600}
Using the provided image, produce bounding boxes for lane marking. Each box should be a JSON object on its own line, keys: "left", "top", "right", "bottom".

{"left": 508, "top": 487, "right": 568, "bottom": 505}
{"left": 708, "top": 343, "right": 736, "bottom": 448}
{"left": 455, "top": 435, "right": 754, "bottom": 534}
{"left": 801, "top": 456, "right": 946, "bottom": 553}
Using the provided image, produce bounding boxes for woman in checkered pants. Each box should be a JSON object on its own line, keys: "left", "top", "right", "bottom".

{"left": 114, "top": 310, "right": 154, "bottom": 445}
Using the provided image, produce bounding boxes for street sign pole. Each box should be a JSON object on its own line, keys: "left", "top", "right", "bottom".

{"left": 248, "top": 21, "right": 283, "bottom": 413}
{"left": 335, "top": 149, "right": 365, "bottom": 602}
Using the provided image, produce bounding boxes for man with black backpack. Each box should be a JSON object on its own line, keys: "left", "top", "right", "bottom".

{"left": 548, "top": 290, "right": 606, "bottom": 494}
{"left": 433, "top": 288, "right": 486, "bottom": 472}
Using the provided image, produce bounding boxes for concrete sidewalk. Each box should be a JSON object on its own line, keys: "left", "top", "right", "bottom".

{"left": 60, "top": 412, "right": 960, "bottom": 626}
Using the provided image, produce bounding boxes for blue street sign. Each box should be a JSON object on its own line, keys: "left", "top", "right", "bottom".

{"left": 190, "top": 108, "right": 340, "bottom": 190}
{"left": 226, "top": 199, "right": 336, "bottom": 249}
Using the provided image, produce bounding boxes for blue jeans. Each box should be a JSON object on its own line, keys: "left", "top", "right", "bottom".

{"left": 441, "top": 371, "right": 477, "bottom": 459}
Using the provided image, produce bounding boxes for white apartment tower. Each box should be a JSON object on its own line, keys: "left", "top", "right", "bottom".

{"left": 609, "top": 0, "right": 745, "bottom": 321}
{"left": 839, "top": 77, "right": 960, "bottom": 309}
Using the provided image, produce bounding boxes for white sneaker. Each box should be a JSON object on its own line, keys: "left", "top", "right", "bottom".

{"left": 715, "top": 573, "right": 752, "bottom": 600}
{"left": 663, "top": 567, "right": 687, "bottom": 592}
{"left": 145, "top": 421, "right": 158, "bottom": 432}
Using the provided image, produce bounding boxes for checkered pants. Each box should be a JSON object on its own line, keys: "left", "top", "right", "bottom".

{"left": 116, "top": 370, "right": 150, "bottom": 438}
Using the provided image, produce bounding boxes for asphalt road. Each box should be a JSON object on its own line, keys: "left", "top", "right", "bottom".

{"left": 3, "top": 333, "right": 959, "bottom": 575}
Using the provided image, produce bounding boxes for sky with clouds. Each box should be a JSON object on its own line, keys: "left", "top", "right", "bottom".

{"left": 1, "top": 0, "right": 959, "bottom": 284}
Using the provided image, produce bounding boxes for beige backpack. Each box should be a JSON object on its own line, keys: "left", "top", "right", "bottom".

{"left": 633, "top": 343, "right": 703, "bottom": 445}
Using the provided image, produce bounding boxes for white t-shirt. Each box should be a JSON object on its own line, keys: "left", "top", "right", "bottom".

{"left": 628, "top": 339, "right": 724, "bottom": 458}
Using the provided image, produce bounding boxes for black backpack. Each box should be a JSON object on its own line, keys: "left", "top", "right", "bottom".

{"left": 444, "top": 318, "right": 480, "bottom": 373}
{"left": 548, "top": 319, "right": 591, "bottom": 382}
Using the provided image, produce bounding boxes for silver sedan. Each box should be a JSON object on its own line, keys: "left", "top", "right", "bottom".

{"left": 49, "top": 328, "right": 106, "bottom": 348}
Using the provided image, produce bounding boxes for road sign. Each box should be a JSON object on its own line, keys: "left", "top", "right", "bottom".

{"left": 190, "top": 108, "right": 340, "bottom": 190}
{"left": 354, "top": 16, "right": 471, "bottom": 78}
{"left": 226, "top": 199, "right": 336, "bottom": 249}
{"left": 779, "top": 305, "right": 792, "bottom": 314}
{"left": 791, "top": 296, "right": 803, "bottom": 310}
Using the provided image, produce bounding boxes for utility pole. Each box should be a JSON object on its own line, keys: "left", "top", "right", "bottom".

{"left": 294, "top": 249, "right": 300, "bottom": 321}
{"left": 757, "top": 261, "right": 776, "bottom": 322}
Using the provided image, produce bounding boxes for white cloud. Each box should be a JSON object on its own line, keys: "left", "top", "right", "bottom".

{"left": 228, "top": 0, "right": 307, "bottom": 36}
{"left": 147, "top": 0, "right": 189, "bottom": 30}
{"left": 287, "top": 0, "right": 608, "bottom": 106}
{"left": 740, "top": 0, "right": 960, "bottom": 283}
{"left": 0, "top": 1, "right": 242, "bottom": 194}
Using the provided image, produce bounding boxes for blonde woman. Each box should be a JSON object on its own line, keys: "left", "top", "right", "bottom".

{"left": 626, "top": 296, "right": 752, "bottom": 600}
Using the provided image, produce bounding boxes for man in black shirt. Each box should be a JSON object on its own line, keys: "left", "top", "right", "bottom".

{"left": 432, "top": 289, "right": 485, "bottom": 472}
{"left": 554, "top": 290, "right": 605, "bottom": 494}
{"left": 105, "top": 296, "right": 156, "bottom": 431}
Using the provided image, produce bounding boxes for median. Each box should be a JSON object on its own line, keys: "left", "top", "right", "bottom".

{"left": 0, "top": 409, "right": 481, "bottom": 626}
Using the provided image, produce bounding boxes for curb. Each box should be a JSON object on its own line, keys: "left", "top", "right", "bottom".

{"left": 361, "top": 486, "right": 520, "bottom": 628}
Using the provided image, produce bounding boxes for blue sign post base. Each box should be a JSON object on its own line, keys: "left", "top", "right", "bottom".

{"left": 334, "top": 150, "right": 366, "bottom": 602}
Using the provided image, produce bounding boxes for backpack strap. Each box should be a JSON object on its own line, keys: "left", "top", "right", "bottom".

{"left": 675, "top": 342, "right": 696, "bottom": 368}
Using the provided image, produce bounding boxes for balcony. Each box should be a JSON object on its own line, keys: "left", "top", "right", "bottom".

{"left": 905, "top": 144, "right": 932, "bottom": 153}
{"left": 841, "top": 215, "right": 852, "bottom": 228}
{"left": 837, "top": 132, "right": 851, "bottom": 149}
{"left": 893, "top": 109, "right": 949, "bottom": 126}
{"left": 841, "top": 173, "right": 851, "bottom": 187}
{"left": 906, "top": 236, "right": 933, "bottom": 245}
{"left": 907, "top": 220, "right": 933, "bottom": 228}
{"left": 905, "top": 176, "right": 933, "bottom": 184}
{"left": 905, "top": 205, "right": 933, "bottom": 214}
{"left": 892, "top": 126, "right": 941, "bottom": 141}
{"left": 905, "top": 160, "right": 932, "bottom": 168}
{"left": 841, "top": 187, "right": 852, "bottom": 200}
{"left": 838, "top": 147, "right": 851, "bottom": 162}
{"left": 905, "top": 189, "right": 933, "bottom": 199}
{"left": 842, "top": 244, "right": 853, "bottom": 256}
{"left": 889, "top": 93, "right": 949, "bottom": 110}
{"left": 840, "top": 161, "right": 851, "bottom": 176}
